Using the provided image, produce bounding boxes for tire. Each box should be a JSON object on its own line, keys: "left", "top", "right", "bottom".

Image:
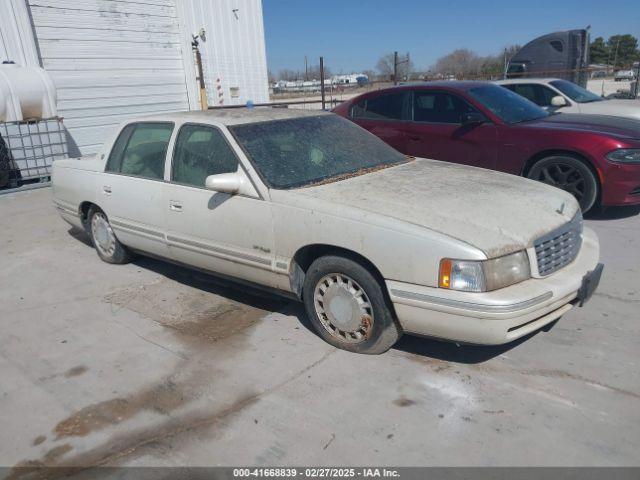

{"left": 302, "top": 255, "right": 401, "bottom": 354}
{"left": 527, "top": 155, "right": 598, "bottom": 213}
{"left": 87, "top": 206, "right": 132, "bottom": 264}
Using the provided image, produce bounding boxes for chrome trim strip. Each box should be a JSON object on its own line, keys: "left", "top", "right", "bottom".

{"left": 166, "top": 235, "right": 271, "bottom": 267}
{"left": 390, "top": 289, "right": 553, "bottom": 313}
{"left": 111, "top": 220, "right": 164, "bottom": 239}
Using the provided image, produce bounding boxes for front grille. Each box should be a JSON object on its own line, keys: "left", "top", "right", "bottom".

{"left": 534, "top": 213, "right": 583, "bottom": 276}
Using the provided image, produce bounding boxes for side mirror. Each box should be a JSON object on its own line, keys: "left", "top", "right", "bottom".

{"left": 205, "top": 172, "right": 249, "bottom": 195}
{"left": 461, "top": 112, "right": 486, "bottom": 125}
{"left": 551, "top": 95, "right": 568, "bottom": 107}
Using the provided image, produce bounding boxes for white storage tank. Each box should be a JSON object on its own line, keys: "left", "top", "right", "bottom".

{"left": 0, "top": 63, "right": 57, "bottom": 122}
{"left": 0, "top": 63, "right": 65, "bottom": 188}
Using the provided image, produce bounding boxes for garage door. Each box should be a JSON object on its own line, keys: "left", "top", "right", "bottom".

{"left": 28, "top": 0, "right": 192, "bottom": 155}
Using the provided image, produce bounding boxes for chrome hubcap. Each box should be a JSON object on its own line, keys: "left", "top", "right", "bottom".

{"left": 91, "top": 212, "right": 116, "bottom": 257}
{"left": 313, "top": 273, "right": 373, "bottom": 343}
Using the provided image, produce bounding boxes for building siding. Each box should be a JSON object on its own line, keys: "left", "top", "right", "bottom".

{"left": 28, "top": 0, "right": 193, "bottom": 155}
{"left": 0, "top": 0, "right": 40, "bottom": 66}
{"left": 1, "top": 0, "right": 269, "bottom": 156}
{"left": 181, "top": 0, "right": 269, "bottom": 107}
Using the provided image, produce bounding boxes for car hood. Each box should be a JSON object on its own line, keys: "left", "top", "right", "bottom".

{"left": 577, "top": 100, "right": 640, "bottom": 120}
{"left": 527, "top": 113, "right": 640, "bottom": 139}
{"left": 291, "top": 159, "right": 579, "bottom": 258}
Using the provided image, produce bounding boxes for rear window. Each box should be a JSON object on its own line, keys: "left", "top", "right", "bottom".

{"left": 350, "top": 92, "right": 410, "bottom": 121}
{"left": 106, "top": 122, "right": 173, "bottom": 180}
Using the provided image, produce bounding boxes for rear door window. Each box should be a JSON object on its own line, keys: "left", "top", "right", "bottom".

{"left": 412, "top": 91, "right": 474, "bottom": 123}
{"left": 106, "top": 122, "right": 173, "bottom": 180}
{"left": 350, "top": 92, "right": 410, "bottom": 121}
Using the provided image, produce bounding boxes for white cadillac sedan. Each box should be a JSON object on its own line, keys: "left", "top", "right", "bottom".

{"left": 52, "top": 109, "right": 603, "bottom": 354}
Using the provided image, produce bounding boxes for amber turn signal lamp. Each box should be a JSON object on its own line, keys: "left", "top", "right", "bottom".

{"left": 439, "top": 259, "right": 452, "bottom": 289}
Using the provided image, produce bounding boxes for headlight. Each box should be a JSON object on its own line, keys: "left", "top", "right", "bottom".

{"left": 606, "top": 149, "right": 640, "bottom": 164}
{"left": 439, "top": 251, "right": 531, "bottom": 292}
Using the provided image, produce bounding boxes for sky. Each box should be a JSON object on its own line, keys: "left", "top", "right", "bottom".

{"left": 262, "top": 0, "right": 640, "bottom": 75}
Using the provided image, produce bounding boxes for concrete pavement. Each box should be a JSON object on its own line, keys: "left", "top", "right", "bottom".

{"left": 0, "top": 188, "right": 639, "bottom": 473}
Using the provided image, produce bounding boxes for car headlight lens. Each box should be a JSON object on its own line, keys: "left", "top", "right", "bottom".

{"left": 606, "top": 149, "right": 640, "bottom": 164}
{"left": 439, "top": 251, "right": 531, "bottom": 292}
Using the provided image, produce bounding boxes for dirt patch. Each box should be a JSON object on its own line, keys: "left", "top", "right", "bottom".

{"left": 31, "top": 436, "right": 46, "bottom": 446}
{"left": 104, "top": 279, "right": 285, "bottom": 345}
{"left": 64, "top": 366, "right": 88, "bottom": 378}
{"left": 393, "top": 397, "right": 416, "bottom": 407}
{"left": 8, "top": 444, "right": 73, "bottom": 479}
{"left": 10, "top": 393, "right": 260, "bottom": 479}
{"left": 54, "top": 376, "right": 190, "bottom": 439}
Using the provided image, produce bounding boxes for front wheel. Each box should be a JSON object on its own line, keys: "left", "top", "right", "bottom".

{"left": 527, "top": 155, "right": 598, "bottom": 213}
{"left": 88, "top": 207, "right": 132, "bottom": 264}
{"left": 302, "top": 255, "right": 401, "bottom": 354}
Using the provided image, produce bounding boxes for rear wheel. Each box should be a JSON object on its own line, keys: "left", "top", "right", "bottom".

{"left": 527, "top": 155, "right": 598, "bottom": 213}
{"left": 302, "top": 255, "right": 401, "bottom": 354}
{"left": 88, "top": 207, "right": 132, "bottom": 264}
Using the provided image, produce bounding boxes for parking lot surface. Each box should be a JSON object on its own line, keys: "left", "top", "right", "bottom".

{"left": 1, "top": 188, "right": 639, "bottom": 471}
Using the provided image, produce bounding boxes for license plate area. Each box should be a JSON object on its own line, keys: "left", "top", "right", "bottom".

{"left": 577, "top": 263, "right": 604, "bottom": 307}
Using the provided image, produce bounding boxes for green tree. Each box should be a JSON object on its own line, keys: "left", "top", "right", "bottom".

{"left": 606, "top": 34, "right": 639, "bottom": 67}
{"left": 589, "top": 37, "right": 609, "bottom": 64}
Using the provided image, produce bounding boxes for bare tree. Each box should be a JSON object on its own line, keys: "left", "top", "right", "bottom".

{"left": 376, "top": 52, "right": 414, "bottom": 80}
{"left": 433, "top": 49, "right": 481, "bottom": 77}
{"left": 277, "top": 69, "right": 299, "bottom": 81}
{"left": 431, "top": 45, "right": 522, "bottom": 79}
{"left": 362, "top": 69, "right": 378, "bottom": 81}
{"left": 306, "top": 64, "right": 332, "bottom": 80}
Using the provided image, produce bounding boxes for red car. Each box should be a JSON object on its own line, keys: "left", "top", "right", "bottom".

{"left": 333, "top": 82, "right": 640, "bottom": 212}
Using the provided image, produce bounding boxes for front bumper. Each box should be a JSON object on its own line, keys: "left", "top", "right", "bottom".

{"left": 600, "top": 162, "right": 640, "bottom": 206}
{"left": 387, "top": 227, "right": 601, "bottom": 345}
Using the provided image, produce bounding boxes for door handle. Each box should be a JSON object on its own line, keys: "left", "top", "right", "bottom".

{"left": 102, "top": 186, "right": 112, "bottom": 195}
{"left": 169, "top": 201, "right": 183, "bottom": 211}
{"left": 408, "top": 135, "right": 421, "bottom": 141}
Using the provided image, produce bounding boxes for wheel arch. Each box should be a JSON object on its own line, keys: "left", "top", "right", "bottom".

{"left": 522, "top": 149, "right": 602, "bottom": 211}
{"left": 290, "top": 243, "right": 387, "bottom": 300}
{"left": 522, "top": 149, "right": 600, "bottom": 182}
{"left": 78, "top": 201, "right": 103, "bottom": 229}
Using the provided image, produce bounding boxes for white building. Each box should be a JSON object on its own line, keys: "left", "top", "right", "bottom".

{"left": 0, "top": 0, "right": 269, "bottom": 155}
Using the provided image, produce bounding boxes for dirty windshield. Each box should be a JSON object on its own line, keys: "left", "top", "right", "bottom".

{"left": 229, "top": 115, "right": 409, "bottom": 189}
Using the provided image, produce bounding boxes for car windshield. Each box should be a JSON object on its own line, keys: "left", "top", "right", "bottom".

{"left": 468, "top": 84, "right": 549, "bottom": 124}
{"left": 229, "top": 115, "right": 410, "bottom": 189}
{"left": 549, "top": 80, "right": 603, "bottom": 103}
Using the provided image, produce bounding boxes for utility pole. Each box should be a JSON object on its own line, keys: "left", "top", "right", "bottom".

{"left": 634, "top": 60, "right": 640, "bottom": 98}
{"left": 320, "top": 56, "right": 326, "bottom": 110}
{"left": 393, "top": 51, "right": 410, "bottom": 85}
{"left": 503, "top": 48, "right": 508, "bottom": 79}
{"left": 191, "top": 34, "right": 208, "bottom": 110}
{"left": 393, "top": 51, "right": 398, "bottom": 85}
{"left": 612, "top": 38, "right": 621, "bottom": 70}
{"left": 305, "top": 55, "right": 308, "bottom": 81}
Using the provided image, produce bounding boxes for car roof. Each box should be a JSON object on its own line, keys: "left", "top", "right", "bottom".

{"left": 394, "top": 80, "right": 491, "bottom": 91}
{"left": 495, "top": 78, "right": 562, "bottom": 85}
{"left": 132, "top": 107, "right": 331, "bottom": 126}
